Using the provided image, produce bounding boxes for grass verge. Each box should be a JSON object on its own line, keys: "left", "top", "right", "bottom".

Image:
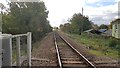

{"left": 64, "top": 32, "right": 120, "bottom": 59}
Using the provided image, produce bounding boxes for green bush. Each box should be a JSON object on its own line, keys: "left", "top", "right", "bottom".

{"left": 109, "top": 39, "right": 117, "bottom": 48}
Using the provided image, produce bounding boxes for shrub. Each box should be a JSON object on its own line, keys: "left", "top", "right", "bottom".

{"left": 109, "top": 39, "right": 117, "bottom": 48}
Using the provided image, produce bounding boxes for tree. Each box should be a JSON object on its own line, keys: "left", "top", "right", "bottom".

{"left": 109, "top": 23, "right": 112, "bottom": 29}
{"left": 60, "top": 23, "right": 71, "bottom": 33}
{"left": 92, "top": 24, "right": 99, "bottom": 30}
{"left": 70, "top": 13, "right": 92, "bottom": 34}
{"left": 2, "top": 2, "right": 52, "bottom": 42}
{"left": 99, "top": 24, "right": 108, "bottom": 29}
{"left": 0, "top": 3, "right": 8, "bottom": 32}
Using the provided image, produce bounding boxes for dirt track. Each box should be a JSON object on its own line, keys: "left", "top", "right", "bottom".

{"left": 31, "top": 32, "right": 57, "bottom": 66}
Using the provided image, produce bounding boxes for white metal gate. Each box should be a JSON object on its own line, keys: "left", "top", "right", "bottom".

{"left": 1, "top": 32, "right": 32, "bottom": 67}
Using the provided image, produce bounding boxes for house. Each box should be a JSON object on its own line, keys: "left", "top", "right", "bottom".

{"left": 84, "top": 29, "right": 102, "bottom": 34}
{"left": 99, "top": 29, "right": 112, "bottom": 36}
{"left": 102, "top": 29, "right": 112, "bottom": 36}
{"left": 99, "top": 29, "right": 107, "bottom": 33}
{"left": 112, "top": 18, "right": 120, "bottom": 39}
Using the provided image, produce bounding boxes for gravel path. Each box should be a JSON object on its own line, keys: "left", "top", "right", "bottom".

{"left": 31, "top": 32, "right": 57, "bottom": 66}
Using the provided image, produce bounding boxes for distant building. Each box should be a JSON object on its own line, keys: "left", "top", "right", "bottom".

{"left": 84, "top": 29, "right": 101, "bottom": 34}
{"left": 99, "top": 29, "right": 107, "bottom": 33}
{"left": 102, "top": 29, "right": 112, "bottom": 36}
{"left": 112, "top": 19, "right": 120, "bottom": 39}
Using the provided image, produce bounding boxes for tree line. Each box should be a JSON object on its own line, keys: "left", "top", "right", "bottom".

{"left": 2, "top": 1, "right": 52, "bottom": 42}
{"left": 60, "top": 13, "right": 112, "bottom": 35}
{"left": 60, "top": 13, "right": 92, "bottom": 35}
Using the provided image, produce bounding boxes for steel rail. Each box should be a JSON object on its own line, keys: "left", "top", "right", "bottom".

{"left": 54, "top": 33, "right": 62, "bottom": 68}
{"left": 58, "top": 34, "right": 96, "bottom": 68}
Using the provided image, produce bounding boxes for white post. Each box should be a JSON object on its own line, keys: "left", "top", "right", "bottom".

{"left": 27, "top": 32, "right": 31, "bottom": 66}
{"left": 9, "top": 37, "right": 12, "bottom": 66}
{"left": 16, "top": 37, "right": 21, "bottom": 66}
{"left": 2, "top": 35, "right": 12, "bottom": 66}
{"left": 0, "top": 35, "right": 2, "bottom": 68}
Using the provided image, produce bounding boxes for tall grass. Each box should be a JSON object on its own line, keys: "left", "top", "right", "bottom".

{"left": 66, "top": 32, "right": 120, "bottom": 59}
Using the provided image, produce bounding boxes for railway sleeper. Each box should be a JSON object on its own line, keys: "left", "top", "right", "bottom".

{"left": 61, "top": 57, "right": 80, "bottom": 60}
{"left": 63, "top": 64, "right": 88, "bottom": 68}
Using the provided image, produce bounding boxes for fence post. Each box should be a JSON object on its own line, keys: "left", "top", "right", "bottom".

{"left": 2, "top": 35, "right": 12, "bottom": 66}
{"left": 27, "top": 32, "right": 31, "bottom": 66}
{"left": 16, "top": 37, "right": 21, "bottom": 66}
{"left": 0, "top": 35, "right": 2, "bottom": 68}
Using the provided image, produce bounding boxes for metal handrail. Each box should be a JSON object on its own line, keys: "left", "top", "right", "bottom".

{"left": 12, "top": 32, "right": 32, "bottom": 66}
{"left": 12, "top": 34, "right": 27, "bottom": 38}
{"left": 1, "top": 32, "right": 32, "bottom": 66}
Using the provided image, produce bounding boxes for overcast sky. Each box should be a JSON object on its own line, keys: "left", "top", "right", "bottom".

{"left": 0, "top": 0, "right": 119, "bottom": 27}
{"left": 43, "top": 0, "right": 119, "bottom": 27}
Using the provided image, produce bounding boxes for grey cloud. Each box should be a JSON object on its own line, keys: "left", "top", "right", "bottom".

{"left": 118, "top": 2, "right": 120, "bottom": 17}
{"left": 90, "top": 12, "right": 118, "bottom": 25}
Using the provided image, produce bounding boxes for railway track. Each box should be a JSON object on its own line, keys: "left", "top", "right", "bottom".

{"left": 54, "top": 32, "right": 96, "bottom": 68}
{"left": 21, "top": 32, "right": 118, "bottom": 68}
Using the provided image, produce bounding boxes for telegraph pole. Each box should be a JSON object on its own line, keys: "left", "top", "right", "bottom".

{"left": 82, "top": 7, "right": 83, "bottom": 15}
{"left": 80, "top": 7, "right": 84, "bottom": 35}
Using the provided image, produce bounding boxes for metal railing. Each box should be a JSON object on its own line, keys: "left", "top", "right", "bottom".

{"left": 1, "top": 32, "right": 32, "bottom": 66}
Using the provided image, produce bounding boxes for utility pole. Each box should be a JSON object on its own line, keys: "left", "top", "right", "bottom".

{"left": 80, "top": 7, "right": 84, "bottom": 35}
{"left": 82, "top": 7, "right": 83, "bottom": 15}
